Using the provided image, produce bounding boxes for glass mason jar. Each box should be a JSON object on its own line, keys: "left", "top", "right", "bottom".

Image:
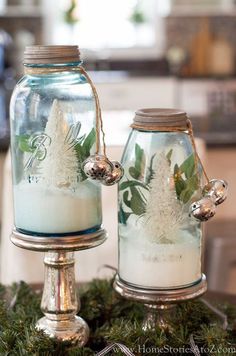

{"left": 10, "top": 45, "right": 102, "bottom": 236}
{"left": 118, "top": 109, "right": 202, "bottom": 289}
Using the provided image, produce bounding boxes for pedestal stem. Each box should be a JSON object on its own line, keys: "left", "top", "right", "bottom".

{"left": 11, "top": 227, "right": 107, "bottom": 346}
{"left": 113, "top": 274, "right": 207, "bottom": 334}
{"left": 37, "top": 251, "right": 89, "bottom": 345}
{"left": 41, "top": 252, "right": 77, "bottom": 320}
{"left": 143, "top": 304, "right": 175, "bottom": 332}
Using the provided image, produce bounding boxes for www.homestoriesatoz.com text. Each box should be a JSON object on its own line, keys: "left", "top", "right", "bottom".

{"left": 105, "top": 344, "right": 236, "bottom": 354}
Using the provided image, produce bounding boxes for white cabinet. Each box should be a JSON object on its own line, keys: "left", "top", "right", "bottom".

{"left": 177, "top": 79, "right": 236, "bottom": 116}
{"left": 96, "top": 77, "right": 177, "bottom": 111}
{"left": 95, "top": 75, "right": 236, "bottom": 117}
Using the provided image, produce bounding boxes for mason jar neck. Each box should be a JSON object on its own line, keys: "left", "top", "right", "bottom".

{"left": 23, "top": 61, "right": 83, "bottom": 75}
{"left": 24, "top": 61, "right": 83, "bottom": 68}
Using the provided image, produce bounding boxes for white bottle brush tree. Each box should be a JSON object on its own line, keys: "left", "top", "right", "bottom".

{"left": 40, "top": 99, "right": 79, "bottom": 188}
{"left": 119, "top": 145, "right": 200, "bottom": 243}
{"left": 144, "top": 152, "right": 183, "bottom": 243}
{"left": 17, "top": 99, "right": 96, "bottom": 183}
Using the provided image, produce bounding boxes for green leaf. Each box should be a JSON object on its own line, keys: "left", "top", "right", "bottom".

{"left": 78, "top": 167, "right": 88, "bottom": 181}
{"left": 73, "top": 129, "right": 95, "bottom": 182}
{"left": 178, "top": 174, "right": 199, "bottom": 203}
{"left": 180, "top": 188, "right": 195, "bottom": 204}
{"left": 174, "top": 163, "right": 180, "bottom": 175}
{"left": 175, "top": 176, "right": 187, "bottom": 198}
{"left": 134, "top": 143, "right": 145, "bottom": 177}
{"left": 186, "top": 174, "right": 199, "bottom": 192}
{"left": 118, "top": 204, "right": 131, "bottom": 224}
{"left": 17, "top": 135, "right": 33, "bottom": 153}
{"left": 174, "top": 159, "right": 199, "bottom": 202}
{"left": 175, "top": 170, "right": 199, "bottom": 203}
{"left": 119, "top": 180, "right": 149, "bottom": 191}
{"left": 166, "top": 149, "right": 173, "bottom": 163}
{"left": 180, "top": 154, "right": 195, "bottom": 179}
{"left": 129, "top": 166, "right": 139, "bottom": 179}
{"left": 146, "top": 153, "right": 156, "bottom": 184}
{"left": 75, "top": 128, "right": 96, "bottom": 160}
{"left": 130, "top": 186, "right": 146, "bottom": 216}
{"left": 76, "top": 133, "right": 86, "bottom": 144}
{"left": 82, "top": 128, "right": 96, "bottom": 157}
{"left": 123, "top": 190, "right": 131, "bottom": 208}
{"left": 74, "top": 142, "right": 83, "bottom": 158}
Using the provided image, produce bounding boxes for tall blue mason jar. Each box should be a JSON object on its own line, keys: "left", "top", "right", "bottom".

{"left": 10, "top": 46, "right": 102, "bottom": 236}
{"left": 118, "top": 109, "right": 203, "bottom": 289}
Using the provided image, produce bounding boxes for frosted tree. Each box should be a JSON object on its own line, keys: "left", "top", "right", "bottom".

{"left": 144, "top": 152, "right": 183, "bottom": 243}
{"left": 40, "top": 99, "right": 78, "bottom": 188}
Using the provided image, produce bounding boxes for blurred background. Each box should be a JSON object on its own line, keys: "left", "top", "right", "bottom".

{"left": 0, "top": 0, "right": 236, "bottom": 294}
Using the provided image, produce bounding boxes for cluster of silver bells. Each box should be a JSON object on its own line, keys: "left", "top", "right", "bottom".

{"left": 82, "top": 154, "right": 124, "bottom": 186}
{"left": 189, "top": 179, "right": 228, "bottom": 221}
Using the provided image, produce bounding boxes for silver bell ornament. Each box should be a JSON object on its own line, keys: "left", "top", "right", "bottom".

{"left": 102, "top": 161, "right": 124, "bottom": 186}
{"left": 82, "top": 154, "right": 113, "bottom": 180}
{"left": 203, "top": 179, "right": 228, "bottom": 205}
{"left": 189, "top": 197, "right": 216, "bottom": 221}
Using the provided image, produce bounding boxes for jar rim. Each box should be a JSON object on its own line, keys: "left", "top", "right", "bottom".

{"left": 24, "top": 45, "right": 81, "bottom": 65}
{"left": 133, "top": 108, "right": 188, "bottom": 131}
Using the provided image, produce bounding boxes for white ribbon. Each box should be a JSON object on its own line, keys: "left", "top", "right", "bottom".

{"left": 190, "top": 335, "right": 201, "bottom": 356}
{"left": 201, "top": 298, "right": 228, "bottom": 330}
{"left": 96, "top": 343, "right": 135, "bottom": 356}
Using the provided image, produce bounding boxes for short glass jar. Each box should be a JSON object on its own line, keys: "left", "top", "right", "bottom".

{"left": 10, "top": 45, "right": 102, "bottom": 236}
{"left": 118, "top": 109, "right": 202, "bottom": 289}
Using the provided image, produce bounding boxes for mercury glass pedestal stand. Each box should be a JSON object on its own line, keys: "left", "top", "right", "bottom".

{"left": 11, "top": 227, "right": 107, "bottom": 346}
{"left": 114, "top": 274, "right": 207, "bottom": 331}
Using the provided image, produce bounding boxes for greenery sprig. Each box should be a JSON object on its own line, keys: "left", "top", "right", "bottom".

{"left": 0, "top": 280, "right": 235, "bottom": 355}
{"left": 17, "top": 127, "right": 96, "bottom": 182}
{"left": 119, "top": 144, "right": 147, "bottom": 224}
{"left": 174, "top": 153, "right": 199, "bottom": 204}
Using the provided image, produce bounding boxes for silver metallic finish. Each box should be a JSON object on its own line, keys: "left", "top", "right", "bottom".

{"left": 11, "top": 227, "right": 107, "bottom": 251}
{"left": 36, "top": 252, "right": 89, "bottom": 345}
{"left": 11, "top": 228, "right": 107, "bottom": 345}
{"left": 82, "top": 154, "right": 112, "bottom": 180}
{"left": 203, "top": 179, "right": 228, "bottom": 205}
{"left": 113, "top": 274, "right": 207, "bottom": 331}
{"left": 189, "top": 197, "right": 216, "bottom": 221}
{"left": 102, "top": 161, "right": 124, "bottom": 186}
{"left": 143, "top": 304, "right": 175, "bottom": 332}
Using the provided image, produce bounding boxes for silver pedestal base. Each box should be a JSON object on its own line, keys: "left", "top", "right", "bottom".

{"left": 114, "top": 274, "right": 207, "bottom": 331}
{"left": 11, "top": 227, "right": 107, "bottom": 251}
{"left": 36, "top": 316, "right": 89, "bottom": 346}
{"left": 11, "top": 227, "right": 107, "bottom": 346}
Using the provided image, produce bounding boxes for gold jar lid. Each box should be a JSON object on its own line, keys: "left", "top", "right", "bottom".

{"left": 132, "top": 108, "right": 188, "bottom": 131}
{"left": 24, "top": 45, "right": 81, "bottom": 65}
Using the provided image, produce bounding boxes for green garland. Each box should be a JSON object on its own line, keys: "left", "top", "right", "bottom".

{"left": 0, "top": 280, "right": 235, "bottom": 355}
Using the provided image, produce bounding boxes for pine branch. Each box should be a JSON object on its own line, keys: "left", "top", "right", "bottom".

{"left": 0, "top": 280, "right": 234, "bottom": 354}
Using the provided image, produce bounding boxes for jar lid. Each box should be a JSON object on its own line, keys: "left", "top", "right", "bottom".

{"left": 24, "top": 45, "right": 81, "bottom": 65}
{"left": 132, "top": 108, "right": 188, "bottom": 131}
